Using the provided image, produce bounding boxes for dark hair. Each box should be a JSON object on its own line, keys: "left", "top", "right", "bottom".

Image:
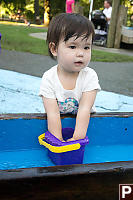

{"left": 105, "top": 0, "right": 112, "bottom": 6}
{"left": 47, "top": 13, "right": 95, "bottom": 59}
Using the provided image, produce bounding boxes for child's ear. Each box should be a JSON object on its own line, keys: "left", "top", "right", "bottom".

{"left": 49, "top": 42, "right": 57, "bottom": 57}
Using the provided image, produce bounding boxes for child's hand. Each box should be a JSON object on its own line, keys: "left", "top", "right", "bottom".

{"left": 56, "top": 136, "right": 66, "bottom": 142}
{"left": 59, "top": 138, "right": 66, "bottom": 142}
{"left": 67, "top": 137, "right": 75, "bottom": 142}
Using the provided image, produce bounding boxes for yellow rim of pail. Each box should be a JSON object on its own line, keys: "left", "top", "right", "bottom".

{"left": 38, "top": 133, "right": 81, "bottom": 153}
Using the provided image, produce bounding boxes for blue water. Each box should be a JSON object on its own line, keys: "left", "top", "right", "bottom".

{"left": 84, "top": 144, "right": 133, "bottom": 164}
{"left": 0, "top": 144, "right": 133, "bottom": 170}
{"left": 0, "top": 149, "right": 54, "bottom": 169}
{"left": 0, "top": 116, "right": 133, "bottom": 170}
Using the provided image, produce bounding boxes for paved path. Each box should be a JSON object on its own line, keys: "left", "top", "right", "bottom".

{"left": 0, "top": 49, "right": 133, "bottom": 96}
{"left": 29, "top": 32, "right": 47, "bottom": 40}
{"left": 29, "top": 32, "right": 133, "bottom": 56}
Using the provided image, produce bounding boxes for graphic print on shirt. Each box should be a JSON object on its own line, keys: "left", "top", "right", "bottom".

{"left": 57, "top": 97, "right": 78, "bottom": 114}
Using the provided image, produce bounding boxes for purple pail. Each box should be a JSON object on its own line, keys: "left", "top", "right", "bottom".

{"left": 39, "top": 128, "right": 89, "bottom": 165}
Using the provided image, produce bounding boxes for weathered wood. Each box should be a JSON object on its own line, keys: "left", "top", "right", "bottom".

{"left": 107, "top": 0, "right": 121, "bottom": 48}
{"left": 121, "top": 26, "right": 133, "bottom": 44}
{"left": 0, "top": 160, "right": 133, "bottom": 180}
{"left": 122, "top": 35, "right": 133, "bottom": 44}
{"left": 1, "top": 161, "right": 133, "bottom": 200}
{"left": 114, "top": 5, "right": 127, "bottom": 48}
{"left": 0, "top": 112, "right": 133, "bottom": 120}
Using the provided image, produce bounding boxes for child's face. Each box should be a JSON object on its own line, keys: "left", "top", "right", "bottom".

{"left": 53, "top": 34, "right": 92, "bottom": 73}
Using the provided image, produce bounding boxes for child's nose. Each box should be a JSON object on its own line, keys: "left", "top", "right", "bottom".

{"left": 76, "top": 49, "right": 84, "bottom": 57}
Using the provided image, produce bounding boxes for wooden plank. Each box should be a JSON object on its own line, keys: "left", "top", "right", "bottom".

{"left": 114, "top": 6, "right": 127, "bottom": 48}
{"left": 0, "top": 160, "right": 133, "bottom": 180}
{"left": 0, "top": 161, "right": 133, "bottom": 200}
{"left": 121, "top": 26, "right": 133, "bottom": 44}
{"left": 122, "top": 35, "right": 133, "bottom": 44}
{"left": 0, "top": 112, "right": 133, "bottom": 120}
{"left": 107, "top": 0, "right": 121, "bottom": 48}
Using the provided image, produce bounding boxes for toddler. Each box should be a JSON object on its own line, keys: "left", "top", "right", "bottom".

{"left": 39, "top": 13, "right": 101, "bottom": 142}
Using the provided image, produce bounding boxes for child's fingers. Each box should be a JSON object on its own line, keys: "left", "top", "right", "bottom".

{"left": 67, "top": 138, "right": 75, "bottom": 142}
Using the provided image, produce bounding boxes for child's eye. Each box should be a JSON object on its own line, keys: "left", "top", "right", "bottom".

{"left": 84, "top": 46, "right": 90, "bottom": 50}
{"left": 69, "top": 45, "right": 76, "bottom": 49}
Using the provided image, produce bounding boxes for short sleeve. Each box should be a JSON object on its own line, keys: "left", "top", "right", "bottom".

{"left": 106, "top": 9, "right": 112, "bottom": 18}
{"left": 39, "top": 74, "right": 56, "bottom": 99}
{"left": 82, "top": 69, "right": 101, "bottom": 92}
{"left": 103, "top": 8, "right": 112, "bottom": 19}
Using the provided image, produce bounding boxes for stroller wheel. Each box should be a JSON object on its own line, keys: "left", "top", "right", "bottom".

{"left": 101, "top": 38, "right": 107, "bottom": 47}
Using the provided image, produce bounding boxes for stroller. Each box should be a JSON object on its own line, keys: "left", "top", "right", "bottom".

{"left": 91, "top": 10, "right": 108, "bottom": 46}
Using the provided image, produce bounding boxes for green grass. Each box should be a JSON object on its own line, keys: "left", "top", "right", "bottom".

{"left": 0, "top": 23, "right": 133, "bottom": 62}
{"left": 92, "top": 49, "right": 133, "bottom": 62}
{"left": 0, "top": 24, "right": 48, "bottom": 55}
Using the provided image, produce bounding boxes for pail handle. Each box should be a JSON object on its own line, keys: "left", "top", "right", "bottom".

{"left": 38, "top": 133, "right": 81, "bottom": 153}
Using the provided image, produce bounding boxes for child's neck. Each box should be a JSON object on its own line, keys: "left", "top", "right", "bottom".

{"left": 57, "top": 65, "right": 79, "bottom": 77}
{"left": 57, "top": 65, "right": 79, "bottom": 90}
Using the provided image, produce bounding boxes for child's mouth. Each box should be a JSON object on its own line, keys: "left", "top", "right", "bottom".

{"left": 74, "top": 61, "right": 83, "bottom": 65}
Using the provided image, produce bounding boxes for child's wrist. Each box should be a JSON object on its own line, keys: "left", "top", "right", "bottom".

{"left": 73, "top": 134, "right": 84, "bottom": 140}
{"left": 56, "top": 136, "right": 63, "bottom": 141}
{"left": 55, "top": 135, "right": 65, "bottom": 142}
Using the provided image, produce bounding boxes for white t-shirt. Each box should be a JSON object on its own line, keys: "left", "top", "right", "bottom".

{"left": 103, "top": 7, "right": 112, "bottom": 24}
{"left": 39, "top": 65, "right": 101, "bottom": 114}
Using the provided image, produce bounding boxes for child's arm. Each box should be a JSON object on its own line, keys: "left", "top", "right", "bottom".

{"left": 65, "top": 3, "right": 67, "bottom": 13}
{"left": 68, "top": 90, "right": 97, "bottom": 141}
{"left": 72, "top": 3, "right": 75, "bottom": 13}
{"left": 42, "top": 97, "right": 63, "bottom": 141}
